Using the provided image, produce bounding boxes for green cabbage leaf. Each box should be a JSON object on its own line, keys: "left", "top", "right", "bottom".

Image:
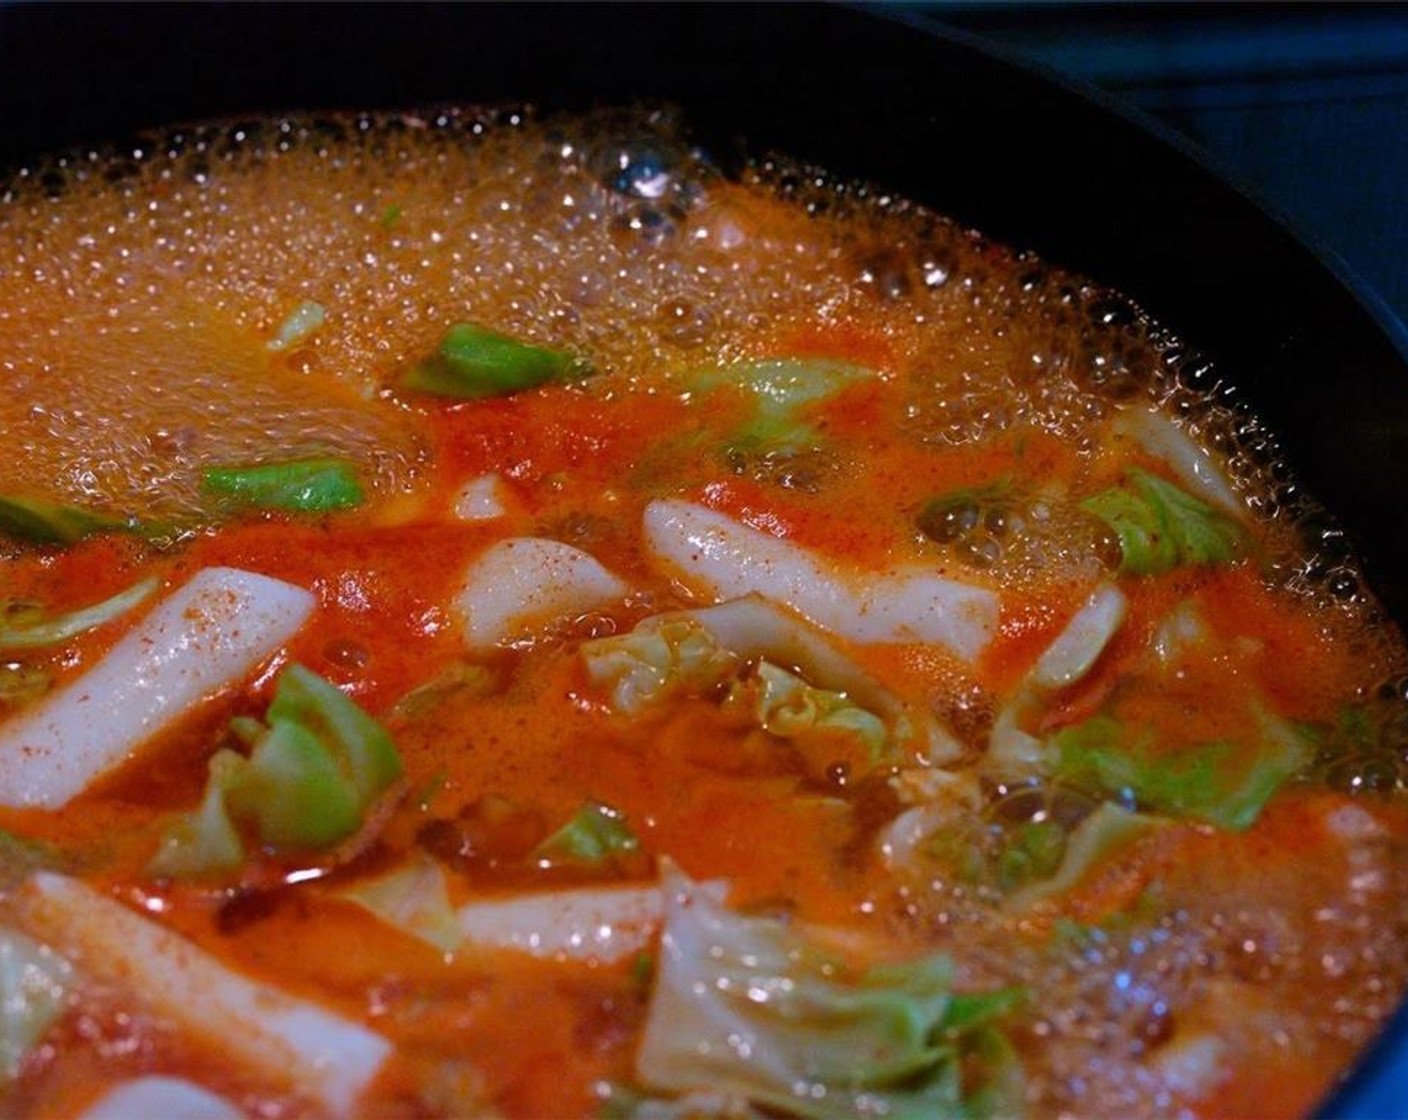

{"left": 401, "top": 322, "right": 584, "bottom": 399}
{"left": 685, "top": 357, "right": 876, "bottom": 468}
{"left": 535, "top": 801, "right": 640, "bottom": 866}
{"left": 149, "top": 664, "right": 403, "bottom": 877}
{"left": 636, "top": 870, "right": 1024, "bottom": 1119}
{"left": 1050, "top": 711, "right": 1311, "bottom": 831}
{"left": 0, "top": 577, "right": 159, "bottom": 652}
{"left": 0, "top": 495, "right": 134, "bottom": 546}
{"left": 1082, "top": 469, "right": 1245, "bottom": 575}
{"left": 201, "top": 457, "right": 364, "bottom": 513}
{"left": 1006, "top": 803, "right": 1165, "bottom": 909}
{"left": 726, "top": 660, "right": 890, "bottom": 767}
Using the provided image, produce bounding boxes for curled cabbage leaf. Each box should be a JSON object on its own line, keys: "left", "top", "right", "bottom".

{"left": 726, "top": 660, "right": 889, "bottom": 766}
{"left": 582, "top": 616, "right": 739, "bottom": 715}
{"left": 583, "top": 597, "right": 960, "bottom": 766}
{"left": 636, "top": 869, "right": 1023, "bottom": 1119}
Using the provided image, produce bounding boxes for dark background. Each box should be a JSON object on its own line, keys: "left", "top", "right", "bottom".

{"left": 916, "top": 2, "right": 1408, "bottom": 336}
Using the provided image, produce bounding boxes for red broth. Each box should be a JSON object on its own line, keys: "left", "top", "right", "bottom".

{"left": 0, "top": 109, "right": 1405, "bottom": 1119}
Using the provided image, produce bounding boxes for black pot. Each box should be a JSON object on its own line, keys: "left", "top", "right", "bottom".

{"left": 1, "top": 3, "right": 1404, "bottom": 1114}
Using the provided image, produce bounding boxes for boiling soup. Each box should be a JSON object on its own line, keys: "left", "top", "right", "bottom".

{"left": 0, "top": 108, "right": 1405, "bottom": 1119}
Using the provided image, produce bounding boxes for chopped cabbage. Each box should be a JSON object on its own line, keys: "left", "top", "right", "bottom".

{"left": 994, "top": 819, "right": 1067, "bottom": 893}
{"left": 536, "top": 800, "right": 640, "bottom": 865}
{"left": 988, "top": 583, "right": 1127, "bottom": 773}
{"left": 1051, "top": 710, "right": 1312, "bottom": 831}
{"left": 0, "top": 577, "right": 159, "bottom": 652}
{"left": 686, "top": 357, "right": 875, "bottom": 419}
{"left": 0, "top": 495, "right": 132, "bottom": 546}
{"left": 726, "top": 660, "right": 889, "bottom": 766}
{"left": 1007, "top": 803, "right": 1165, "bottom": 909}
{"left": 585, "top": 600, "right": 948, "bottom": 768}
{"left": 202, "top": 457, "right": 364, "bottom": 513}
{"left": 1082, "top": 469, "right": 1245, "bottom": 575}
{"left": 147, "top": 772, "right": 244, "bottom": 879}
{"left": 402, "top": 322, "right": 582, "bottom": 399}
{"left": 582, "top": 616, "right": 739, "bottom": 715}
{"left": 1110, "top": 407, "right": 1243, "bottom": 517}
{"left": 636, "top": 870, "right": 1023, "bottom": 1119}
{"left": 150, "top": 664, "right": 403, "bottom": 876}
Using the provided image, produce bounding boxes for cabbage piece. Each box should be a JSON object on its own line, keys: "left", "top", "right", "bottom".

{"left": 582, "top": 616, "right": 740, "bottom": 715}
{"left": 585, "top": 596, "right": 962, "bottom": 765}
{"left": 988, "top": 584, "right": 1127, "bottom": 772}
{"left": 147, "top": 774, "right": 244, "bottom": 880}
{"left": 724, "top": 414, "right": 822, "bottom": 461}
{"left": 685, "top": 357, "right": 876, "bottom": 462}
{"left": 264, "top": 663, "right": 402, "bottom": 807}
{"left": 993, "top": 819, "right": 1067, "bottom": 893}
{"left": 0, "top": 495, "right": 132, "bottom": 546}
{"left": 1110, "top": 407, "right": 1243, "bottom": 517}
{"left": 402, "top": 322, "right": 583, "bottom": 399}
{"left": 0, "top": 576, "right": 159, "bottom": 652}
{"left": 1081, "top": 469, "right": 1245, "bottom": 576}
{"left": 1006, "top": 803, "right": 1165, "bottom": 910}
{"left": 1051, "top": 711, "right": 1312, "bottom": 831}
{"left": 202, "top": 457, "right": 364, "bottom": 513}
{"left": 686, "top": 357, "right": 876, "bottom": 418}
{"left": 726, "top": 660, "right": 889, "bottom": 766}
{"left": 535, "top": 800, "right": 640, "bottom": 865}
{"left": 637, "top": 871, "right": 1024, "bottom": 1119}
{"left": 884, "top": 793, "right": 1159, "bottom": 911}
{"left": 875, "top": 773, "right": 984, "bottom": 875}
{"left": 150, "top": 664, "right": 403, "bottom": 876}
{"left": 0, "top": 928, "right": 72, "bottom": 1078}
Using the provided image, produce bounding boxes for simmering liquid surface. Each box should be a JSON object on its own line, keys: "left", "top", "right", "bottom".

{"left": 0, "top": 108, "right": 1405, "bottom": 1119}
